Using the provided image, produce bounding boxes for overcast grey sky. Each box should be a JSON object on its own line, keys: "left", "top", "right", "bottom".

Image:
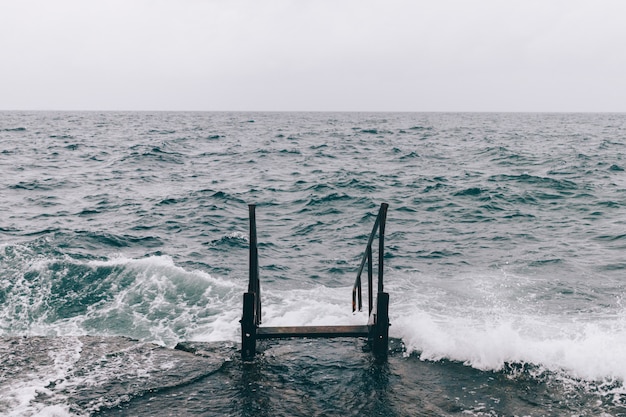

{"left": 1, "top": 0, "right": 625, "bottom": 112}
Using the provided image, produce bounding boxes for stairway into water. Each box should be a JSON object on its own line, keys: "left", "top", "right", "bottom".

{"left": 240, "top": 203, "right": 390, "bottom": 361}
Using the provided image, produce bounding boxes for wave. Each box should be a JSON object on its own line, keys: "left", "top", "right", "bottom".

{"left": 488, "top": 173, "right": 579, "bottom": 191}
{"left": 73, "top": 230, "right": 164, "bottom": 249}
{"left": 208, "top": 231, "right": 249, "bottom": 248}
{"left": 358, "top": 128, "right": 395, "bottom": 135}
{"left": 9, "top": 179, "right": 70, "bottom": 192}
{"left": 395, "top": 308, "right": 626, "bottom": 381}
{"left": 0, "top": 250, "right": 243, "bottom": 346}
{"left": 121, "top": 144, "right": 185, "bottom": 165}
{"left": 3, "top": 244, "right": 626, "bottom": 396}
{"left": 387, "top": 271, "right": 626, "bottom": 392}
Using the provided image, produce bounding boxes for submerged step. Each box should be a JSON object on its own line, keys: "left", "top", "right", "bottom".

{"left": 257, "top": 325, "right": 370, "bottom": 339}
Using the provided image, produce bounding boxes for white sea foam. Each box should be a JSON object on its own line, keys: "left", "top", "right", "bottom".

{"left": 0, "top": 335, "right": 225, "bottom": 417}
{"left": 393, "top": 308, "right": 626, "bottom": 380}
{"left": 260, "top": 285, "right": 369, "bottom": 327}
{"left": 1, "top": 253, "right": 245, "bottom": 346}
{"left": 0, "top": 337, "right": 83, "bottom": 417}
{"left": 77, "top": 255, "right": 245, "bottom": 346}
{"left": 199, "top": 267, "right": 626, "bottom": 388}
{"left": 189, "top": 283, "right": 369, "bottom": 343}
{"left": 31, "top": 406, "right": 76, "bottom": 417}
{"left": 388, "top": 270, "right": 626, "bottom": 388}
{"left": 5, "top": 248, "right": 626, "bottom": 391}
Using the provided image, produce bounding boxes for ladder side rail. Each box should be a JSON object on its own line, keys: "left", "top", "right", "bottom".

{"left": 374, "top": 203, "right": 389, "bottom": 358}
{"left": 248, "top": 204, "right": 261, "bottom": 325}
{"left": 242, "top": 204, "right": 260, "bottom": 360}
{"left": 377, "top": 203, "right": 388, "bottom": 293}
{"left": 241, "top": 292, "right": 257, "bottom": 360}
{"left": 366, "top": 203, "right": 389, "bottom": 359}
{"left": 371, "top": 292, "right": 390, "bottom": 359}
{"left": 367, "top": 245, "right": 373, "bottom": 315}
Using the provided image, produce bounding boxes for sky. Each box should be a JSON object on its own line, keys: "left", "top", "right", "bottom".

{"left": 1, "top": 0, "right": 625, "bottom": 112}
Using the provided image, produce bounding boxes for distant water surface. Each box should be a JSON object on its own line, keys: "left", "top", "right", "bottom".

{"left": 1, "top": 111, "right": 626, "bottom": 416}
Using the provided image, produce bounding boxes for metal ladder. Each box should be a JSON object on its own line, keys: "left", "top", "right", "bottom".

{"left": 240, "top": 203, "right": 390, "bottom": 361}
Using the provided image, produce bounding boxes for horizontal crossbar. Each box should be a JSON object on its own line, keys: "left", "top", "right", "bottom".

{"left": 257, "top": 325, "right": 369, "bottom": 339}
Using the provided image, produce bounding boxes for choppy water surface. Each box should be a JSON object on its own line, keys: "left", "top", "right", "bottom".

{"left": 2, "top": 111, "right": 626, "bottom": 416}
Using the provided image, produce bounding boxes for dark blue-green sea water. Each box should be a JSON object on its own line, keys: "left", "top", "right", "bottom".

{"left": 2, "top": 111, "right": 626, "bottom": 416}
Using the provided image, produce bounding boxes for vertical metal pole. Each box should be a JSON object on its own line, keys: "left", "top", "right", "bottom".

{"left": 242, "top": 205, "right": 260, "bottom": 360}
{"left": 248, "top": 205, "right": 257, "bottom": 294}
{"left": 368, "top": 203, "right": 390, "bottom": 361}
{"left": 367, "top": 246, "right": 373, "bottom": 316}
{"left": 353, "top": 275, "right": 363, "bottom": 312}
{"left": 377, "top": 203, "right": 388, "bottom": 293}
{"left": 248, "top": 204, "right": 260, "bottom": 325}
{"left": 352, "top": 275, "right": 363, "bottom": 313}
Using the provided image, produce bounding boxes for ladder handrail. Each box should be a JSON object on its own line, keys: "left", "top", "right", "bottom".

{"left": 352, "top": 203, "right": 388, "bottom": 314}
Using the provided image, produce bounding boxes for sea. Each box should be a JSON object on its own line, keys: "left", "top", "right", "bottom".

{"left": 1, "top": 111, "right": 626, "bottom": 417}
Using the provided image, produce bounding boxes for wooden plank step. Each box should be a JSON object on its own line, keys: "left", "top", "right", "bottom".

{"left": 257, "top": 325, "right": 369, "bottom": 339}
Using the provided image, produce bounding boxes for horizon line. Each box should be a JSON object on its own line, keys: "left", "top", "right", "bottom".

{"left": 2, "top": 109, "right": 626, "bottom": 114}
